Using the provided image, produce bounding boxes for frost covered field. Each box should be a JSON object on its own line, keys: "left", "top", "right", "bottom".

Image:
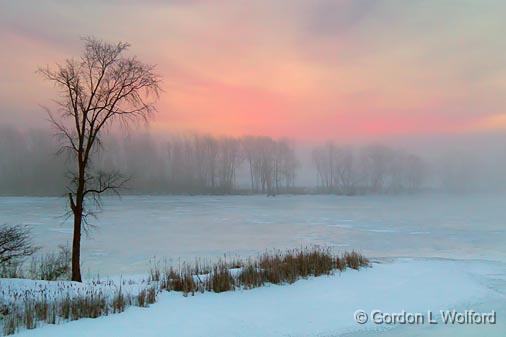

{"left": 1, "top": 194, "right": 506, "bottom": 336}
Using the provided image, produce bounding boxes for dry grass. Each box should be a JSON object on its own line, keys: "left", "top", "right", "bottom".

{"left": 162, "top": 265, "right": 200, "bottom": 296}
{"left": 1, "top": 285, "right": 123, "bottom": 335}
{"left": 146, "top": 287, "right": 156, "bottom": 305}
{"left": 136, "top": 289, "right": 147, "bottom": 307}
{"left": 205, "top": 263, "right": 235, "bottom": 293}
{"left": 148, "top": 259, "right": 161, "bottom": 283}
{"left": 2, "top": 314, "right": 17, "bottom": 335}
{"left": 155, "top": 247, "right": 369, "bottom": 294}
{"left": 237, "top": 263, "right": 264, "bottom": 289}
{"left": 1, "top": 247, "right": 369, "bottom": 336}
{"left": 343, "top": 251, "right": 369, "bottom": 270}
{"left": 236, "top": 247, "right": 367, "bottom": 289}
{"left": 112, "top": 288, "right": 128, "bottom": 314}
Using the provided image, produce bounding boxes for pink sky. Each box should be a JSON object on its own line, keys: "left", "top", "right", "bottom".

{"left": 1, "top": 0, "right": 506, "bottom": 142}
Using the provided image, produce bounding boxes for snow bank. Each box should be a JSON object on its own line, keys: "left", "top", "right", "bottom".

{"left": 0, "top": 275, "right": 150, "bottom": 306}
{"left": 9, "top": 258, "right": 504, "bottom": 337}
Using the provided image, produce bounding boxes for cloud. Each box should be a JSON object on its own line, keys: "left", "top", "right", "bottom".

{"left": 1, "top": 0, "right": 506, "bottom": 140}
{"left": 302, "top": 0, "right": 378, "bottom": 36}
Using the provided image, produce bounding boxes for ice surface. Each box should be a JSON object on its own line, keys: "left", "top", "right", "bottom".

{"left": 0, "top": 194, "right": 505, "bottom": 276}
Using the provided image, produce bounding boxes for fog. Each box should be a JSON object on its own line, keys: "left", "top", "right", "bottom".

{"left": 1, "top": 124, "right": 506, "bottom": 196}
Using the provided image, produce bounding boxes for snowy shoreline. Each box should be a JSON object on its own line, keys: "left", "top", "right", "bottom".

{"left": 3, "top": 257, "right": 505, "bottom": 337}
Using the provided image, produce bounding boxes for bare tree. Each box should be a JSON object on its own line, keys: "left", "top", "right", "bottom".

{"left": 217, "top": 137, "right": 242, "bottom": 193}
{"left": 39, "top": 37, "right": 161, "bottom": 281}
{"left": 334, "top": 145, "right": 358, "bottom": 195}
{"left": 312, "top": 143, "right": 336, "bottom": 192}
{"left": 242, "top": 136, "right": 262, "bottom": 193}
{"left": 274, "top": 139, "right": 298, "bottom": 192}
{"left": 312, "top": 142, "right": 425, "bottom": 194}
{"left": 361, "top": 145, "right": 392, "bottom": 193}
{"left": 0, "top": 224, "right": 37, "bottom": 265}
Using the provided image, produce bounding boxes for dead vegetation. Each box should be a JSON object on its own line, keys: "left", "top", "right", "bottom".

{"left": 1, "top": 247, "right": 369, "bottom": 335}
{"left": 1, "top": 245, "right": 71, "bottom": 281}
{"left": 157, "top": 247, "right": 369, "bottom": 296}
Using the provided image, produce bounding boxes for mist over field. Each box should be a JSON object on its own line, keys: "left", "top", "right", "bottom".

{"left": 1, "top": 125, "right": 506, "bottom": 196}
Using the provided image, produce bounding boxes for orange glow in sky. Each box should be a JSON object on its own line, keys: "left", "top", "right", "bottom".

{"left": 1, "top": 1, "right": 506, "bottom": 141}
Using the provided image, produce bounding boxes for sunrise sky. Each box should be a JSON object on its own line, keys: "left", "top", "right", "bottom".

{"left": 1, "top": 0, "right": 506, "bottom": 142}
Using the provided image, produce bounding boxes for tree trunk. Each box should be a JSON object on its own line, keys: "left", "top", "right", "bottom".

{"left": 70, "top": 161, "right": 85, "bottom": 282}
{"left": 71, "top": 207, "right": 82, "bottom": 282}
{"left": 248, "top": 159, "right": 254, "bottom": 193}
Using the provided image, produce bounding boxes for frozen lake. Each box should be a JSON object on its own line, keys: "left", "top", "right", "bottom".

{"left": 2, "top": 193, "right": 506, "bottom": 336}
{"left": 1, "top": 193, "right": 505, "bottom": 276}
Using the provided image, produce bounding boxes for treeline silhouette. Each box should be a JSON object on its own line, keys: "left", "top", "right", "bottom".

{"left": 0, "top": 127, "right": 300, "bottom": 195}
{"left": 101, "top": 134, "right": 299, "bottom": 194}
{"left": 0, "top": 127, "right": 66, "bottom": 195}
{"left": 312, "top": 143, "right": 425, "bottom": 195}
{"left": 0, "top": 126, "right": 431, "bottom": 196}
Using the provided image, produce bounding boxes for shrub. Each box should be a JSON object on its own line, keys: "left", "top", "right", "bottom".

{"left": 28, "top": 245, "right": 71, "bottom": 281}
{"left": 0, "top": 224, "right": 37, "bottom": 267}
{"left": 0, "top": 260, "right": 24, "bottom": 278}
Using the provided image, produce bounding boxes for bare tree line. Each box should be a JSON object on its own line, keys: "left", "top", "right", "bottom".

{"left": 0, "top": 127, "right": 300, "bottom": 195}
{"left": 5, "top": 125, "right": 506, "bottom": 195}
{"left": 155, "top": 134, "right": 298, "bottom": 194}
{"left": 94, "top": 133, "right": 300, "bottom": 194}
{"left": 164, "top": 135, "right": 242, "bottom": 193}
{"left": 0, "top": 126, "right": 66, "bottom": 195}
{"left": 312, "top": 143, "right": 426, "bottom": 194}
{"left": 242, "top": 136, "right": 298, "bottom": 195}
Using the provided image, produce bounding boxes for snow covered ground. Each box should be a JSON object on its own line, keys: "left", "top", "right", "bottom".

{"left": 4, "top": 258, "right": 504, "bottom": 337}
{"left": 1, "top": 194, "right": 506, "bottom": 336}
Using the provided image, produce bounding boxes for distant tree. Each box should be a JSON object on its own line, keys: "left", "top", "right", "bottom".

{"left": 217, "top": 137, "right": 242, "bottom": 193}
{"left": 242, "top": 136, "right": 262, "bottom": 193}
{"left": 0, "top": 224, "right": 37, "bottom": 265}
{"left": 39, "top": 37, "right": 161, "bottom": 281}
{"left": 403, "top": 153, "right": 426, "bottom": 191}
{"left": 258, "top": 137, "right": 276, "bottom": 195}
{"left": 334, "top": 145, "right": 358, "bottom": 195}
{"left": 312, "top": 142, "right": 336, "bottom": 192}
{"left": 312, "top": 142, "right": 425, "bottom": 194}
{"left": 361, "top": 145, "right": 392, "bottom": 193}
{"left": 274, "top": 139, "right": 298, "bottom": 192}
